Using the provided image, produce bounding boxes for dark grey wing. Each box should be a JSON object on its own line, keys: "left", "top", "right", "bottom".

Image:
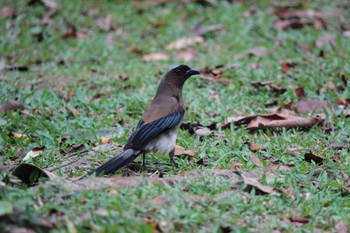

{"left": 124, "top": 108, "right": 184, "bottom": 150}
{"left": 136, "top": 119, "right": 144, "bottom": 129}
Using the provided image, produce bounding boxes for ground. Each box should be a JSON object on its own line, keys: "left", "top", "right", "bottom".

{"left": 0, "top": 0, "right": 349, "bottom": 232}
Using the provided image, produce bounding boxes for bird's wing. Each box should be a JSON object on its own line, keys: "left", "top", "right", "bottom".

{"left": 136, "top": 119, "right": 144, "bottom": 129}
{"left": 124, "top": 108, "right": 184, "bottom": 150}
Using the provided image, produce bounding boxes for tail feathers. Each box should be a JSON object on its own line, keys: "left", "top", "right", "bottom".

{"left": 88, "top": 149, "right": 139, "bottom": 176}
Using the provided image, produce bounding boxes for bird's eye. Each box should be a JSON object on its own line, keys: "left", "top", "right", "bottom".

{"left": 176, "top": 69, "right": 183, "bottom": 75}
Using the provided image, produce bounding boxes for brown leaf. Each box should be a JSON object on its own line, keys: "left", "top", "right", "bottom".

{"left": 174, "top": 48, "right": 198, "bottom": 62}
{"left": 338, "top": 97, "right": 348, "bottom": 106}
{"left": 166, "top": 36, "right": 204, "bottom": 50}
{"left": 4, "top": 64, "right": 29, "bottom": 72}
{"left": 297, "top": 99, "right": 330, "bottom": 114}
{"left": 199, "top": 68, "right": 232, "bottom": 86}
{"left": 41, "top": 0, "right": 59, "bottom": 25}
{"left": 229, "top": 161, "right": 243, "bottom": 170}
{"left": 195, "top": 127, "right": 212, "bottom": 137}
{"left": 279, "top": 61, "right": 293, "bottom": 73}
{"left": 96, "top": 14, "right": 114, "bottom": 31}
{"left": 249, "top": 154, "right": 263, "bottom": 167}
{"left": 12, "top": 132, "right": 28, "bottom": 139}
{"left": 304, "top": 151, "right": 324, "bottom": 164}
{"left": 100, "top": 136, "right": 113, "bottom": 144}
{"left": 23, "top": 147, "right": 45, "bottom": 161}
{"left": 328, "top": 141, "right": 350, "bottom": 150}
{"left": 66, "top": 106, "right": 80, "bottom": 117}
{"left": 246, "top": 141, "right": 266, "bottom": 152}
{"left": 289, "top": 217, "right": 310, "bottom": 224}
{"left": 275, "top": 101, "right": 298, "bottom": 115}
{"left": 189, "top": 24, "right": 224, "bottom": 37}
{"left": 247, "top": 46, "right": 267, "bottom": 57}
{"left": 274, "top": 19, "right": 304, "bottom": 30}
{"left": 0, "top": 100, "right": 24, "bottom": 114}
{"left": 315, "top": 34, "right": 335, "bottom": 48}
{"left": 118, "top": 74, "right": 129, "bottom": 81}
{"left": 196, "top": 158, "right": 208, "bottom": 166}
{"left": 174, "top": 145, "right": 196, "bottom": 157}
{"left": 238, "top": 172, "right": 274, "bottom": 194}
{"left": 0, "top": 6, "right": 15, "bottom": 18}
{"left": 65, "top": 91, "right": 75, "bottom": 102}
{"left": 250, "top": 81, "right": 287, "bottom": 95}
{"left": 245, "top": 113, "right": 320, "bottom": 130}
{"left": 62, "top": 27, "right": 90, "bottom": 40}
{"left": 12, "top": 163, "right": 61, "bottom": 185}
{"left": 90, "top": 93, "right": 105, "bottom": 102}
{"left": 267, "top": 161, "right": 294, "bottom": 171}
{"left": 334, "top": 220, "right": 348, "bottom": 233}
{"left": 295, "top": 87, "right": 306, "bottom": 99}
{"left": 142, "top": 53, "right": 169, "bottom": 62}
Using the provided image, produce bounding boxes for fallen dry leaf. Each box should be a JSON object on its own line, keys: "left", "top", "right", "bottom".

{"left": 0, "top": 100, "right": 24, "bottom": 114}
{"left": 249, "top": 154, "right": 263, "bottom": 168}
{"left": 118, "top": 74, "right": 129, "bottom": 81}
{"left": 66, "top": 106, "right": 80, "bottom": 117}
{"left": 245, "top": 113, "right": 320, "bottom": 130}
{"left": 328, "top": 141, "right": 350, "bottom": 150}
{"left": 334, "top": 220, "right": 348, "bottom": 233}
{"left": 229, "top": 161, "right": 244, "bottom": 170}
{"left": 234, "top": 47, "right": 267, "bottom": 60}
{"left": 195, "top": 127, "right": 212, "bottom": 137}
{"left": 338, "top": 97, "right": 348, "bottom": 106}
{"left": 166, "top": 36, "right": 204, "bottom": 50}
{"left": 142, "top": 53, "right": 169, "bottom": 62}
{"left": 174, "top": 145, "right": 196, "bottom": 157}
{"left": 304, "top": 151, "right": 324, "bottom": 164}
{"left": 12, "top": 132, "right": 28, "bottom": 139}
{"left": 100, "top": 136, "right": 113, "bottom": 144}
{"left": 62, "top": 27, "right": 90, "bottom": 40}
{"left": 23, "top": 147, "right": 45, "bottom": 161}
{"left": 315, "top": 34, "right": 336, "bottom": 48}
{"left": 189, "top": 23, "right": 224, "bottom": 37}
{"left": 11, "top": 163, "right": 61, "bottom": 184}
{"left": 96, "top": 14, "right": 114, "bottom": 31}
{"left": 65, "top": 91, "right": 75, "bottom": 102}
{"left": 247, "top": 46, "right": 267, "bottom": 57}
{"left": 274, "top": 9, "right": 325, "bottom": 31}
{"left": 174, "top": 48, "right": 198, "bottom": 62}
{"left": 274, "top": 19, "right": 304, "bottom": 30}
{"left": 250, "top": 81, "right": 287, "bottom": 95}
{"left": 297, "top": 99, "right": 331, "bottom": 114}
{"left": 197, "top": 158, "right": 209, "bottom": 166}
{"left": 0, "top": 6, "right": 15, "bottom": 18}
{"left": 237, "top": 171, "right": 274, "bottom": 195}
{"left": 267, "top": 160, "right": 294, "bottom": 171}
{"left": 289, "top": 217, "right": 310, "bottom": 224}
{"left": 295, "top": 87, "right": 306, "bottom": 99}
{"left": 280, "top": 61, "right": 293, "bottom": 73}
{"left": 246, "top": 141, "right": 266, "bottom": 152}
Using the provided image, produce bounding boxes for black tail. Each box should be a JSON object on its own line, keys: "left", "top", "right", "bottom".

{"left": 87, "top": 149, "right": 140, "bottom": 177}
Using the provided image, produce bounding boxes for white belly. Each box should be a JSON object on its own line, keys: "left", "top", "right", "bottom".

{"left": 144, "top": 126, "right": 179, "bottom": 154}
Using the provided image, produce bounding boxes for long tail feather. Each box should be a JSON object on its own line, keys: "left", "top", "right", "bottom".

{"left": 87, "top": 149, "right": 140, "bottom": 176}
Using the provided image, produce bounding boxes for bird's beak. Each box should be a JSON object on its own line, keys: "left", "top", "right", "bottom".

{"left": 186, "top": 69, "right": 200, "bottom": 77}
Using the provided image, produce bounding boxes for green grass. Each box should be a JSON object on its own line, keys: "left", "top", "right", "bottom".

{"left": 1, "top": 0, "right": 350, "bottom": 232}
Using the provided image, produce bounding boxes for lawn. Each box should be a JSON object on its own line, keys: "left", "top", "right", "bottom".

{"left": 0, "top": 0, "right": 349, "bottom": 232}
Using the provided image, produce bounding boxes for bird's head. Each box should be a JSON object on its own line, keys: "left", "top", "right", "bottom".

{"left": 166, "top": 64, "right": 200, "bottom": 81}
{"left": 156, "top": 65, "right": 200, "bottom": 97}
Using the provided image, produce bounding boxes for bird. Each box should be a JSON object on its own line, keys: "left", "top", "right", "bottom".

{"left": 87, "top": 65, "right": 200, "bottom": 176}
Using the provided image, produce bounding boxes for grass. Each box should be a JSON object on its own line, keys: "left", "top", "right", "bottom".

{"left": 1, "top": 0, "right": 350, "bottom": 232}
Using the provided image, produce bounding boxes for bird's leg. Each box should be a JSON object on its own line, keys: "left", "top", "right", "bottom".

{"left": 142, "top": 153, "right": 146, "bottom": 168}
{"left": 169, "top": 148, "right": 178, "bottom": 167}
